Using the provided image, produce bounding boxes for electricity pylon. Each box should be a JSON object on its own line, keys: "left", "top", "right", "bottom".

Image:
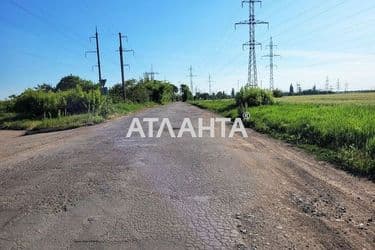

{"left": 187, "top": 66, "right": 197, "bottom": 94}
{"left": 263, "top": 37, "right": 280, "bottom": 90}
{"left": 144, "top": 65, "right": 159, "bottom": 82}
{"left": 208, "top": 74, "right": 214, "bottom": 95}
{"left": 235, "top": 0, "right": 268, "bottom": 87}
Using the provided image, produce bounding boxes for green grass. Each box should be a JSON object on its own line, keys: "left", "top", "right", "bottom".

{"left": 0, "top": 102, "right": 156, "bottom": 133}
{"left": 190, "top": 93, "right": 375, "bottom": 179}
{"left": 111, "top": 102, "right": 156, "bottom": 116}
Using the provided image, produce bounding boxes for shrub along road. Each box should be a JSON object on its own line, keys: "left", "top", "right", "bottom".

{"left": 0, "top": 102, "right": 374, "bottom": 249}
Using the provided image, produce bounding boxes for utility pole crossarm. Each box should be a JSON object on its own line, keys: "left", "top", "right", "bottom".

{"left": 262, "top": 54, "right": 281, "bottom": 58}
{"left": 235, "top": 20, "right": 268, "bottom": 29}
{"left": 124, "top": 49, "right": 135, "bottom": 56}
{"left": 235, "top": 20, "right": 250, "bottom": 29}
{"left": 241, "top": 0, "right": 262, "bottom": 7}
{"left": 84, "top": 51, "right": 96, "bottom": 57}
{"left": 242, "top": 42, "right": 262, "bottom": 50}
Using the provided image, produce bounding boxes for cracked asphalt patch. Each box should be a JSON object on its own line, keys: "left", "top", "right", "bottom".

{"left": 0, "top": 102, "right": 374, "bottom": 249}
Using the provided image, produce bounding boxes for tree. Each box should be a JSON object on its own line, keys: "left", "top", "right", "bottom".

{"left": 216, "top": 91, "right": 229, "bottom": 99}
{"left": 180, "top": 84, "right": 193, "bottom": 102}
{"left": 231, "top": 88, "right": 235, "bottom": 98}
{"left": 108, "top": 84, "right": 124, "bottom": 103}
{"left": 108, "top": 79, "right": 137, "bottom": 103}
{"left": 195, "top": 92, "right": 210, "bottom": 100}
{"left": 272, "top": 89, "right": 283, "bottom": 98}
{"left": 289, "top": 84, "right": 294, "bottom": 95}
{"left": 56, "top": 75, "right": 97, "bottom": 92}
{"left": 35, "top": 83, "right": 54, "bottom": 92}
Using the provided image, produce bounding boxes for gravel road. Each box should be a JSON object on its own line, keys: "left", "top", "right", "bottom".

{"left": 0, "top": 102, "right": 374, "bottom": 249}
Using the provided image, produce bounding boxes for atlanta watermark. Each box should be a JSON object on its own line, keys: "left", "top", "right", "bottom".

{"left": 126, "top": 117, "right": 249, "bottom": 138}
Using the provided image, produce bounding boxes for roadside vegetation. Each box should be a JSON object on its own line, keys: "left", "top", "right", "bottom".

{"left": 0, "top": 75, "right": 179, "bottom": 133}
{"left": 191, "top": 91, "right": 375, "bottom": 179}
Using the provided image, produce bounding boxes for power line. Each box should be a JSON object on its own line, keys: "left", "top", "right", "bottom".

{"left": 235, "top": 0, "right": 268, "bottom": 87}
{"left": 262, "top": 37, "right": 280, "bottom": 90}
{"left": 261, "top": 0, "right": 347, "bottom": 45}
{"left": 278, "top": 4, "right": 375, "bottom": 49}
{"left": 8, "top": 0, "right": 87, "bottom": 47}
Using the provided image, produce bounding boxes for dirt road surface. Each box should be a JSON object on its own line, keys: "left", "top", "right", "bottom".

{"left": 0, "top": 102, "right": 374, "bottom": 249}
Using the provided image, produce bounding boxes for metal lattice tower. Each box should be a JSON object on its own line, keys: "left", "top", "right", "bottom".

{"left": 144, "top": 65, "right": 159, "bottom": 82}
{"left": 325, "top": 76, "right": 330, "bottom": 91}
{"left": 208, "top": 74, "right": 214, "bottom": 95}
{"left": 263, "top": 37, "right": 280, "bottom": 90}
{"left": 187, "top": 66, "right": 197, "bottom": 94}
{"left": 235, "top": 1, "right": 268, "bottom": 87}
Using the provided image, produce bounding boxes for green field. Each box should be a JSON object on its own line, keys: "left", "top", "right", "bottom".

{"left": 278, "top": 92, "right": 375, "bottom": 105}
{"left": 191, "top": 93, "right": 375, "bottom": 179}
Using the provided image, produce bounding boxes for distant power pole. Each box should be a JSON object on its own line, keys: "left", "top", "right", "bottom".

{"left": 118, "top": 33, "right": 134, "bottom": 101}
{"left": 187, "top": 66, "right": 197, "bottom": 93}
{"left": 297, "top": 83, "right": 302, "bottom": 94}
{"left": 144, "top": 65, "right": 159, "bottom": 82}
{"left": 208, "top": 74, "right": 214, "bottom": 95}
{"left": 325, "top": 76, "right": 330, "bottom": 91}
{"left": 263, "top": 37, "right": 280, "bottom": 90}
{"left": 345, "top": 82, "right": 349, "bottom": 92}
{"left": 235, "top": 0, "right": 268, "bottom": 87}
{"left": 86, "top": 27, "right": 106, "bottom": 88}
{"left": 336, "top": 78, "right": 340, "bottom": 92}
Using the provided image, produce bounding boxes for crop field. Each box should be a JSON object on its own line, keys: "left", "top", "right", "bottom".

{"left": 278, "top": 92, "right": 375, "bottom": 105}
{"left": 191, "top": 92, "right": 375, "bottom": 178}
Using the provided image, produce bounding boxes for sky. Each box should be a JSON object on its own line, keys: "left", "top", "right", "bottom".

{"left": 0, "top": 0, "right": 375, "bottom": 99}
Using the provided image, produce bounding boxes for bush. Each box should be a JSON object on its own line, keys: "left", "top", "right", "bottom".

{"left": 0, "top": 100, "right": 14, "bottom": 113}
{"left": 12, "top": 86, "right": 107, "bottom": 118}
{"left": 273, "top": 89, "right": 283, "bottom": 98}
{"left": 56, "top": 75, "right": 98, "bottom": 92}
{"left": 108, "top": 80, "right": 178, "bottom": 104}
{"left": 128, "top": 84, "right": 150, "bottom": 103}
{"left": 367, "top": 137, "right": 375, "bottom": 158}
{"left": 235, "top": 87, "right": 274, "bottom": 108}
{"left": 181, "top": 84, "right": 193, "bottom": 102}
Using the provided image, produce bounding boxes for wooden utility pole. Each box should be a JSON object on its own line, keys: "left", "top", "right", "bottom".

{"left": 118, "top": 33, "right": 134, "bottom": 101}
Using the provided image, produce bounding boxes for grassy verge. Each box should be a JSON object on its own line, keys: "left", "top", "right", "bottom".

{"left": 110, "top": 102, "right": 156, "bottom": 116}
{"left": 0, "top": 102, "right": 156, "bottom": 134}
{"left": 190, "top": 99, "right": 375, "bottom": 179}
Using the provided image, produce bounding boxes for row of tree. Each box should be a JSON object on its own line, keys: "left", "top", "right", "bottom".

{"left": 2, "top": 75, "right": 199, "bottom": 118}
